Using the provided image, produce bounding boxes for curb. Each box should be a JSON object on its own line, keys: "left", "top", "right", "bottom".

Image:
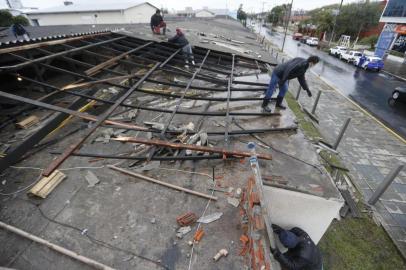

{"left": 381, "top": 70, "right": 406, "bottom": 82}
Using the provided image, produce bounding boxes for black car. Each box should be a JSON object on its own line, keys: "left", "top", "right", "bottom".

{"left": 388, "top": 86, "right": 406, "bottom": 106}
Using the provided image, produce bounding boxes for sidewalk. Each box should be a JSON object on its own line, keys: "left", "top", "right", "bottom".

{"left": 256, "top": 29, "right": 406, "bottom": 255}
{"left": 288, "top": 69, "right": 406, "bottom": 257}
{"left": 383, "top": 55, "right": 406, "bottom": 81}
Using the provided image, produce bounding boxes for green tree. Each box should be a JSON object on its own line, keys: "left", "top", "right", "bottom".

{"left": 12, "top": 15, "right": 29, "bottom": 26}
{"left": 267, "top": 4, "right": 289, "bottom": 26}
{"left": 0, "top": 10, "right": 13, "bottom": 27}
{"left": 302, "top": 2, "right": 381, "bottom": 41}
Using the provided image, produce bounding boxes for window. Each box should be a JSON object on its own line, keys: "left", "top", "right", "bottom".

{"left": 31, "top": 19, "right": 39, "bottom": 26}
{"left": 382, "top": 0, "right": 406, "bottom": 18}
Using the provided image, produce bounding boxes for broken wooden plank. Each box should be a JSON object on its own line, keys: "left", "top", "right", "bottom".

{"left": 112, "top": 137, "right": 272, "bottom": 160}
{"left": 16, "top": 115, "right": 39, "bottom": 129}
{"left": 108, "top": 165, "right": 218, "bottom": 201}
{"left": 28, "top": 170, "right": 66, "bottom": 198}
{"left": 0, "top": 221, "right": 116, "bottom": 270}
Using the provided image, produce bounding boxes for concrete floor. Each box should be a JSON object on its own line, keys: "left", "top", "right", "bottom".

{"left": 0, "top": 18, "right": 342, "bottom": 270}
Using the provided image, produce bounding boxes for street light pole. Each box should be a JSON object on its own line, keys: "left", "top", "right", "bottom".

{"left": 328, "top": 0, "right": 344, "bottom": 46}
{"left": 281, "top": 0, "right": 293, "bottom": 52}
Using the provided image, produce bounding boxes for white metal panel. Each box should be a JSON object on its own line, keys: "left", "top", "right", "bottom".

{"left": 263, "top": 186, "right": 343, "bottom": 244}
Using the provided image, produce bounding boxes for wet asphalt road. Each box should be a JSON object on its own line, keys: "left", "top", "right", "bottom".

{"left": 259, "top": 27, "right": 406, "bottom": 139}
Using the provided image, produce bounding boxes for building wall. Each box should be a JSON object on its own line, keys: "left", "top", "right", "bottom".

{"left": 376, "top": 0, "right": 406, "bottom": 56}
{"left": 28, "top": 11, "right": 125, "bottom": 25}
{"left": 195, "top": 10, "right": 214, "bottom": 18}
{"left": 380, "top": 0, "right": 406, "bottom": 23}
{"left": 28, "top": 4, "right": 155, "bottom": 26}
{"left": 124, "top": 4, "right": 156, "bottom": 23}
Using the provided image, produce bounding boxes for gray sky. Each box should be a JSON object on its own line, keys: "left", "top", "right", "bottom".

{"left": 17, "top": 0, "right": 360, "bottom": 12}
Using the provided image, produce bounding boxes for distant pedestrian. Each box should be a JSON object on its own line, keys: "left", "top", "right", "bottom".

{"left": 271, "top": 224, "right": 323, "bottom": 270}
{"left": 357, "top": 54, "right": 367, "bottom": 68}
{"left": 150, "top": 9, "right": 166, "bottom": 35}
{"left": 11, "top": 23, "right": 30, "bottom": 41}
{"left": 168, "top": 28, "right": 195, "bottom": 66}
{"left": 262, "top": 56, "right": 319, "bottom": 113}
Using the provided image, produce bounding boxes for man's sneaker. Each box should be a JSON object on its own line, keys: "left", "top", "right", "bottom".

{"left": 275, "top": 104, "right": 286, "bottom": 110}
{"left": 262, "top": 106, "right": 272, "bottom": 113}
{"left": 276, "top": 97, "right": 286, "bottom": 110}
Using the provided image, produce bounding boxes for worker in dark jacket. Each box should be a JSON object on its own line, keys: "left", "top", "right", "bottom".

{"left": 271, "top": 224, "right": 323, "bottom": 270}
{"left": 150, "top": 9, "right": 166, "bottom": 35}
{"left": 168, "top": 28, "right": 195, "bottom": 66}
{"left": 11, "top": 23, "right": 30, "bottom": 40}
{"left": 262, "top": 56, "right": 319, "bottom": 112}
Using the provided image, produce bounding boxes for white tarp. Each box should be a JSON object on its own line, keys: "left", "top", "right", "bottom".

{"left": 263, "top": 186, "right": 344, "bottom": 244}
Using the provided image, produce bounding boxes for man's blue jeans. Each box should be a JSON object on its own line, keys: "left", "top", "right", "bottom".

{"left": 265, "top": 72, "right": 288, "bottom": 99}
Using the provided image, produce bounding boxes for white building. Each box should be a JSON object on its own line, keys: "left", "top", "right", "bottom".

{"left": 176, "top": 7, "right": 229, "bottom": 18}
{"left": 195, "top": 9, "right": 215, "bottom": 18}
{"left": 26, "top": 1, "right": 158, "bottom": 26}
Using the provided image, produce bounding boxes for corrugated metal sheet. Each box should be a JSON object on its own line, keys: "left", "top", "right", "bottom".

{"left": 0, "top": 25, "right": 129, "bottom": 48}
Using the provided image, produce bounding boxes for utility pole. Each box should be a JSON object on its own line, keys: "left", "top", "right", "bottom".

{"left": 281, "top": 0, "right": 293, "bottom": 52}
{"left": 259, "top": 2, "right": 266, "bottom": 35}
{"left": 329, "top": 0, "right": 344, "bottom": 46}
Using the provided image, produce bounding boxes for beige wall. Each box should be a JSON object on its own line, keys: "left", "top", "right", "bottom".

{"left": 28, "top": 4, "right": 156, "bottom": 26}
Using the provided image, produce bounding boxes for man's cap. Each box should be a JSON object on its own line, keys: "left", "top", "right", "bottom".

{"left": 279, "top": 230, "right": 299, "bottom": 248}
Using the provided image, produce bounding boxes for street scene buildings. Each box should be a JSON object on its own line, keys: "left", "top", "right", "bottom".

{"left": 0, "top": 0, "right": 405, "bottom": 269}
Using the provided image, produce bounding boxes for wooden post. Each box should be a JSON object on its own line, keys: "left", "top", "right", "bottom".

{"left": 0, "top": 221, "right": 115, "bottom": 270}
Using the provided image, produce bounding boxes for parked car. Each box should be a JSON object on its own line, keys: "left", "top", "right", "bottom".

{"left": 306, "top": 37, "right": 319, "bottom": 46}
{"left": 300, "top": 35, "right": 309, "bottom": 44}
{"left": 358, "top": 56, "right": 384, "bottom": 71}
{"left": 340, "top": 50, "right": 363, "bottom": 63}
{"left": 329, "top": 46, "right": 347, "bottom": 57}
{"left": 388, "top": 86, "right": 406, "bottom": 106}
{"left": 292, "top": 33, "right": 303, "bottom": 40}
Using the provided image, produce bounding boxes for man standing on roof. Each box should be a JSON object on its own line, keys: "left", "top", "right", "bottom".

{"left": 262, "top": 56, "right": 319, "bottom": 113}
{"left": 150, "top": 9, "right": 166, "bottom": 35}
{"left": 168, "top": 28, "right": 195, "bottom": 67}
{"left": 270, "top": 224, "right": 323, "bottom": 270}
{"left": 11, "top": 23, "right": 30, "bottom": 41}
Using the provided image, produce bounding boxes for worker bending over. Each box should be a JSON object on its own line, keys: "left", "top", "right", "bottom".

{"left": 11, "top": 23, "right": 30, "bottom": 41}
{"left": 150, "top": 9, "right": 166, "bottom": 35}
{"left": 262, "top": 56, "right": 319, "bottom": 113}
{"left": 271, "top": 224, "right": 323, "bottom": 270}
{"left": 168, "top": 28, "right": 195, "bottom": 66}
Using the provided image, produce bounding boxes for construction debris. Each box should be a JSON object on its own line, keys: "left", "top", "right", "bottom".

{"left": 85, "top": 171, "right": 100, "bottom": 188}
{"left": 193, "top": 228, "right": 205, "bottom": 242}
{"left": 227, "top": 197, "right": 240, "bottom": 207}
{"left": 28, "top": 170, "right": 66, "bottom": 199}
{"left": 177, "top": 212, "right": 197, "bottom": 227}
{"left": 176, "top": 226, "right": 192, "bottom": 239}
{"left": 213, "top": 249, "right": 228, "bottom": 261}
{"left": 16, "top": 115, "right": 39, "bottom": 129}
{"left": 197, "top": 212, "right": 223, "bottom": 224}
{"left": 112, "top": 137, "right": 272, "bottom": 160}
